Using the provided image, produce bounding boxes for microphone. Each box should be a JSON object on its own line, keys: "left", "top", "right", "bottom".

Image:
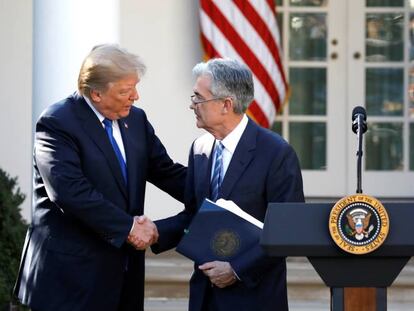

{"left": 352, "top": 106, "right": 367, "bottom": 193}
{"left": 352, "top": 106, "right": 367, "bottom": 134}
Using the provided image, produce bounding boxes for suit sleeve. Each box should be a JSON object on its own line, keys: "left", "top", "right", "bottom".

{"left": 152, "top": 143, "right": 195, "bottom": 253}
{"left": 145, "top": 116, "right": 187, "bottom": 203}
{"left": 230, "top": 144, "right": 304, "bottom": 287}
{"left": 35, "top": 115, "right": 133, "bottom": 248}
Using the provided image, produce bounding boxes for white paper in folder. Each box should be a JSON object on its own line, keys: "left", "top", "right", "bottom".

{"left": 213, "top": 198, "right": 264, "bottom": 229}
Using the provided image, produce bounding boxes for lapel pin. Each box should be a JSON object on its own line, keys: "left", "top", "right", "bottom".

{"left": 124, "top": 123, "right": 128, "bottom": 129}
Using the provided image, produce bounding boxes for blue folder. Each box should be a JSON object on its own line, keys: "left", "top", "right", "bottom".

{"left": 176, "top": 199, "right": 261, "bottom": 265}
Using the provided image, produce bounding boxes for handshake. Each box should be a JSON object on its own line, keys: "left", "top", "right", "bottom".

{"left": 127, "top": 215, "right": 159, "bottom": 250}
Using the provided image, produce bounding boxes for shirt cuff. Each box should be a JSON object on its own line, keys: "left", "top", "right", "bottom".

{"left": 232, "top": 268, "right": 241, "bottom": 281}
{"left": 129, "top": 217, "right": 136, "bottom": 235}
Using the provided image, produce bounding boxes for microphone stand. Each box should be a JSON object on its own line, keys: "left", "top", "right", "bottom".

{"left": 356, "top": 115, "right": 363, "bottom": 194}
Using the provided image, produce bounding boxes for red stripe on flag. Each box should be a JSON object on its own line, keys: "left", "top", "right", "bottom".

{"left": 201, "top": 33, "right": 278, "bottom": 122}
{"left": 266, "top": 0, "right": 274, "bottom": 11}
{"left": 247, "top": 101, "right": 269, "bottom": 128}
{"left": 200, "top": 32, "right": 220, "bottom": 59}
{"left": 200, "top": 0, "right": 281, "bottom": 107}
{"left": 232, "top": 0, "right": 288, "bottom": 91}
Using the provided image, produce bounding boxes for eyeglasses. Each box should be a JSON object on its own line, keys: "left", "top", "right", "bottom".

{"left": 190, "top": 95, "right": 224, "bottom": 105}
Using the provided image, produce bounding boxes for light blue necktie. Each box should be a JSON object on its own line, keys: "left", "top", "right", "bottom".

{"left": 211, "top": 141, "right": 224, "bottom": 201}
{"left": 103, "top": 118, "right": 128, "bottom": 185}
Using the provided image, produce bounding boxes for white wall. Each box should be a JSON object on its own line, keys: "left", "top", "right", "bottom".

{"left": 121, "top": 0, "right": 204, "bottom": 220}
{"left": 0, "top": 0, "right": 33, "bottom": 220}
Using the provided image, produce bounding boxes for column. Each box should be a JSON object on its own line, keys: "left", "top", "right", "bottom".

{"left": 33, "top": 0, "right": 120, "bottom": 121}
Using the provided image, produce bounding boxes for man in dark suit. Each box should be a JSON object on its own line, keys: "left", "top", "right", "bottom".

{"left": 13, "top": 44, "right": 186, "bottom": 311}
{"left": 153, "top": 58, "right": 304, "bottom": 311}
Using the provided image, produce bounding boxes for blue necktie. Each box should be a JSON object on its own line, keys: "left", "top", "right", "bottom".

{"left": 103, "top": 118, "right": 128, "bottom": 185}
{"left": 211, "top": 141, "right": 224, "bottom": 201}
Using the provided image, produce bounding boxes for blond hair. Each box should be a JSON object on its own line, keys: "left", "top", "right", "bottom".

{"left": 78, "top": 44, "right": 146, "bottom": 98}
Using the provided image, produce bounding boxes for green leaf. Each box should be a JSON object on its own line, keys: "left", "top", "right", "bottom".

{"left": 0, "top": 168, "right": 28, "bottom": 308}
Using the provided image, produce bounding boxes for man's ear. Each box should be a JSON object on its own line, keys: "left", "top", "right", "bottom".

{"left": 90, "top": 89, "right": 101, "bottom": 102}
{"left": 222, "top": 97, "right": 233, "bottom": 114}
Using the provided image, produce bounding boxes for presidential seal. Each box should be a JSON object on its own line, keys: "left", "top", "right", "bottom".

{"left": 329, "top": 194, "right": 389, "bottom": 255}
{"left": 210, "top": 229, "right": 240, "bottom": 259}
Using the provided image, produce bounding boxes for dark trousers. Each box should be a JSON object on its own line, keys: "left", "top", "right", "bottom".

{"left": 201, "top": 285, "right": 218, "bottom": 311}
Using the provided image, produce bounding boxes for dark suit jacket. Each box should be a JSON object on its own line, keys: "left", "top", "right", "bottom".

{"left": 13, "top": 93, "right": 186, "bottom": 311}
{"left": 154, "top": 118, "right": 304, "bottom": 311}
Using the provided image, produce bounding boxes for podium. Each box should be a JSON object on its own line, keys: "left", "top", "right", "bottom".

{"left": 261, "top": 202, "right": 414, "bottom": 311}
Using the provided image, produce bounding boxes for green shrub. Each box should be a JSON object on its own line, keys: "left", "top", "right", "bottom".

{"left": 0, "top": 168, "right": 27, "bottom": 310}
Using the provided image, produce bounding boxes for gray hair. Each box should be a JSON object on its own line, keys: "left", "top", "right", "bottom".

{"left": 192, "top": 58, "right": 254, "bottom": 114}
{"left": 78, "top": 44, "right": 146, "bottom": 98}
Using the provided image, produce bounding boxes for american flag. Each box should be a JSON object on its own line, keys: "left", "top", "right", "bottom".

{"left": 199, "top": 0, "right": 288, "bottom": 128}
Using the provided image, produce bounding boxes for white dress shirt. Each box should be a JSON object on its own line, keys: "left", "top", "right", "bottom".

{"left": 211, "top": 114, "right": 249, "bottom": 181}
{"left": 83, "top": 95, "right": 127, "bottom": 163}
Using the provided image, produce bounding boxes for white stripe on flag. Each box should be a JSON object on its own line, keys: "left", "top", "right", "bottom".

{"left": 250, "top": 0, "right": 282, "bottom": 50}
{"left": 212, "top": 0, "right": 285, "bottom": 99}
{"left": 200, "top": 0, "right": 287, "bottom": 127}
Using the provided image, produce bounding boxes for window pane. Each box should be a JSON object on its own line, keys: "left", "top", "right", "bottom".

{"left": 289, "top": 13, "right": 327, "bottom": 61}
{"left": 272, "top": 121, "right": 283, "bottom": 135}
{"left": 410, "top": 123, "right": 414, "bottom": 170}
{"left": 277, "top": 13, "right": 283, "bottom": 49}
{"left": 289, "top": 122, "right": 326, "bottom": 170}
{"left": 366, "top": 68, "right": 403, "bottom": 116}
{"left": 289, "top": 68, "right": 326, "bottom": 115}
{"left": 409, "top": 14, "right": 414, "bottom": 61}
{"left": 366, "top": 0, "right": 403, "bottom": 7}
{"left": 289, "top": 0, "right": 327, "bottom": 6}
{"left": 366, "top": 122, "right": 403, "bottom": 170}
{"left": 366, "top": 13, "right": 404, "bottom": 62}
{"left": 409, "top": 68, "right": 414, "bottom": 117}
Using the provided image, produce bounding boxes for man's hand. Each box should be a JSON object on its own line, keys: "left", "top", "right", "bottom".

{"left": 127, "top": 215, "right": 159, "bottom": 250}
{"left": 199, "top": 261, "right": 237, "bottom": 288}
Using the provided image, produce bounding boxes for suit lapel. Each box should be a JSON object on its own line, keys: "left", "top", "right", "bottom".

{"left": 204, "top": 142, "right": 215, "bottom": 200}
{"left": 72, "top": 94, "right": 128, "bottom": 199}
{"left": 195, "top": 143, "right": 215, "bottom": 206}
{"left": 118, "top": 118, "right": 138, "bottom": 212}
{"left": 192, "top": 134, "right": 215, "bottom": 207}
{"left": 220, "top": 119, "right": 257, "bottom": 199}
